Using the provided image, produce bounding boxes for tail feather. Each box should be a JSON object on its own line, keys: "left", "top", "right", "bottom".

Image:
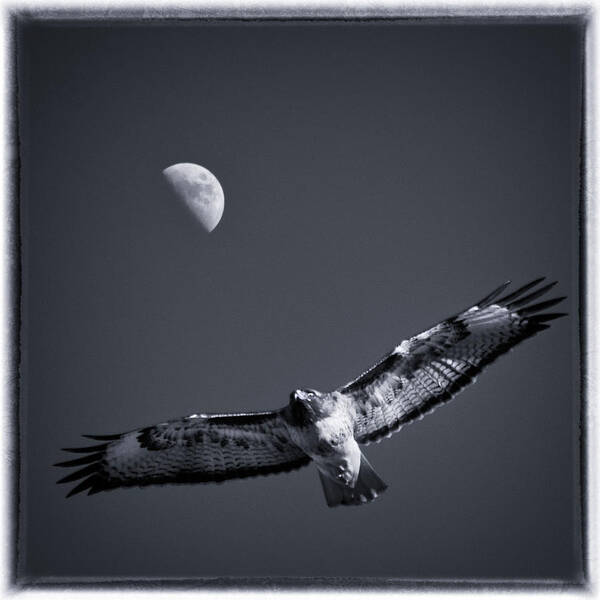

{"left": 319, "top": 453, "right": 387, "bottom": 507}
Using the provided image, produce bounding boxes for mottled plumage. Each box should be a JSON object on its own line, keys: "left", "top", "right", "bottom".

{"left": 57, "top": 278, "right": 566, "bottom": 507}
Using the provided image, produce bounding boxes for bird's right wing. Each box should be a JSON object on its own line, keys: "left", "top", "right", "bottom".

{"left": 340, "top": 278, "right": 566, "bottom": 445}
{"left": 56, "top": 410, "right": 310, "bottom": 497}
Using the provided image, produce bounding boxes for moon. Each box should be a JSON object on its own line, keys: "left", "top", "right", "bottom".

{"left": 163, "top": 163, "right": 225, "bottom": 232}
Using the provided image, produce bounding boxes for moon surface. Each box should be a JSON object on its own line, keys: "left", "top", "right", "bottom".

{"left": 163, "top": 163, "right": 225, "bottom": 232}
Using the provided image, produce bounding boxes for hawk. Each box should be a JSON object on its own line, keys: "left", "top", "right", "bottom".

{"left": 56, "top": 278, "right": 566, "bottom": 507}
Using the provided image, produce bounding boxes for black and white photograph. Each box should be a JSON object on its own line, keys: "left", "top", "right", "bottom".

{"left": 8, "top": 6, "right": 590, "bottom": 590}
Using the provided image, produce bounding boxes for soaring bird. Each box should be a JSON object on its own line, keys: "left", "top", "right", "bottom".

{"left": 56, "top": 278, "right": 566, "bottom": 507}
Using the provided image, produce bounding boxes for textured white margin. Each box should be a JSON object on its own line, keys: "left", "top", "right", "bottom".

{"left": 2, "top": 3, "right": 12, "bottom": 599}
{"left": 0, "top": 0, "right": 592, "bottom": 18}
{"left": 585, "top": 2, "right": 597, "bottom": 596}
{"left": 0, "top": 2, "right": 595, "bottom": 599}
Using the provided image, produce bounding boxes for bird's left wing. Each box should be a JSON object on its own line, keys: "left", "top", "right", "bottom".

{"left": 340, "top": 278, "right": 566, "bottom": 445}
{"left": 56, "top": 410, "right": 310, "bottom": 496}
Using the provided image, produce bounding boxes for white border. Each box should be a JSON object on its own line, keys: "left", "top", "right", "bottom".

{"left": 1, "top": 1, "right": 595, "bottom": 598}
{"left": 0, "top": 0, "right": 593, "bottom": 17}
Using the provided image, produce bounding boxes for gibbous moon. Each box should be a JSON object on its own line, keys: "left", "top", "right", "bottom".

{"left": 163, "top": 163, "right": 224, "bottom": 232}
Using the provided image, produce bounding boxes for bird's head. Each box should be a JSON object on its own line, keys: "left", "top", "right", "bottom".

{"left": 291, "top": 388, "right": 320, "bottom": 403}
{"left": 288, "top": 388, "right": 323, "bottom": 426}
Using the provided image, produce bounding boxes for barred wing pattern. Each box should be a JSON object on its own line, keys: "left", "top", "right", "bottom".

{"left": 342, "top": 279, "right": 566, "bottom": 445}
{"left": 56, "top": 411, "right": 310, "bottom": 497}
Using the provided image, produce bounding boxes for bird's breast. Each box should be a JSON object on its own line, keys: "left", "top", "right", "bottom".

{"left": 300, "top": 413, "right": 354, "bottom": 458}
{"left": 283, "top": 392, "right": 355, "bottom": 457}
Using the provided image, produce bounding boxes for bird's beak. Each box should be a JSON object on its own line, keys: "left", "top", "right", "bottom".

{"left": 294, "top": 390, "right": 307, "bottom": 402}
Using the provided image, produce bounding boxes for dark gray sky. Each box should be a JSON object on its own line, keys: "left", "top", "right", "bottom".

{"left": 17, "top": 19, "right": 583, "bottom": 583}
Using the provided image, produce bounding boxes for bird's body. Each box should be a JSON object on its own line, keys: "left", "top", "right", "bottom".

{"left": 282, "top": 391, "right": 365, "bottom": 491}
{"left": 57, "top": 278, "right": 566, "bottom": 507}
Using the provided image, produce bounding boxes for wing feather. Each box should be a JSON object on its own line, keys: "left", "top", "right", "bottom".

{"left": 56, "top": 410, "right": 310, "bottom": 496}
{"left": 341, "top": 279, "right": 567, "bottom": 445}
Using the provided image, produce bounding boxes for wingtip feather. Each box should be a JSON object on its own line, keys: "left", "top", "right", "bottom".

{"left": 57, "top": 463, "right": 99, "bottom": 484}
{"left": 528, "top": 312, "right": 568, "bottom": 323}
{"left": 54, "top": 452, "right": 103, "bottom": 468}
{"left": 61, "top": 444, "right": 107, "bottom": 453}
{"left": 496, "top": 277, "right": 547, "bottom": 305}
{"left": 475, "top": 280, "right": 511, "bottom": 308}
{"left": 519, "top": 296, "right": 567, "bottom": 317}
{"left": 506, "top": 281, "right": 559, "bottom": 310}
{"left": 82, "top": 433, "right": 121, "bottom": 441}
{"left": 65, "top": 475, "right": 97, "bottom": 498}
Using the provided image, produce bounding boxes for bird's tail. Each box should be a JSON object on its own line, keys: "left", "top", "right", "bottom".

{"left": 318, "top": 453, "right": 388, "bottom": 507}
